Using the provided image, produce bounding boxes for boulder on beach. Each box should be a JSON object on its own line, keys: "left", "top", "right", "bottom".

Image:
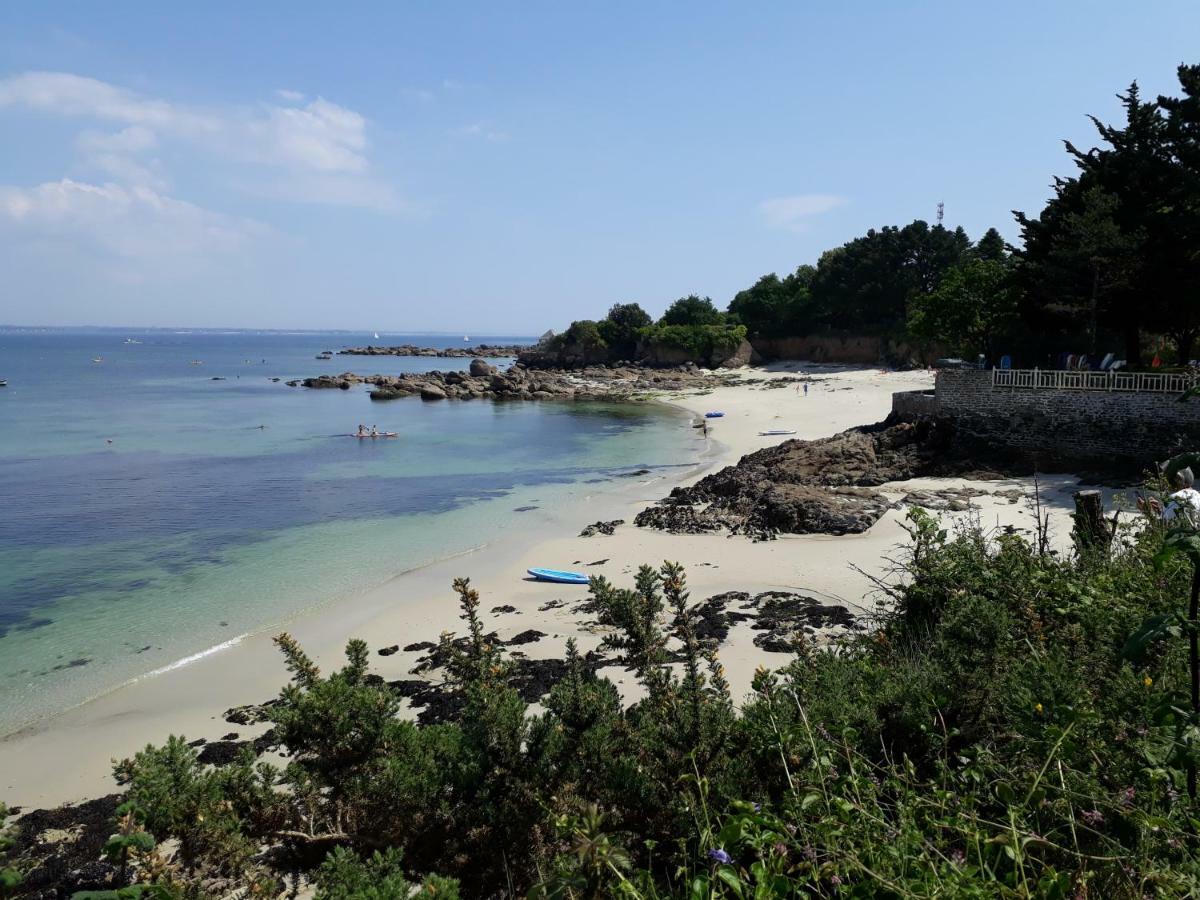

{"left": 469, "top": 358, "right": 494, "bottom": 377}
{"left": 420, "top": 384, "right": 447, "bottom": 401}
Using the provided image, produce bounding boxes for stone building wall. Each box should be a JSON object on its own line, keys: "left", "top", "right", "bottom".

{"left": 891, "top": 389, "right": 940, "bottom": 420}
{"left": 930, "top": 369, "right": 1200, "bottom": 463}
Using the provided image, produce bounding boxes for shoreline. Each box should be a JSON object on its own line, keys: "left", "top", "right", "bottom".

{"left": 0, "top": 364, "right": 1094, "bottom": 810}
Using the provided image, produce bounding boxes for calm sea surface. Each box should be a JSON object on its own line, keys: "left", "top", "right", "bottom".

{"left": 0, "top": 328, "right": 694, "bottom": 734}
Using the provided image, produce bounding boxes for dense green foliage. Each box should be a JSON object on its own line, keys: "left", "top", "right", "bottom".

{"left": 552, "top": 300, "right": 744, "bottom": 367}
{"left": 1, "top": 804, "right": 19, "bottom": 896}
{"left": 597, "top": 303, "right": 653, "bottom": 360}
{"left": 1015, "top": 66, "right": 1200, "bottom": 365}
{"left": 659, "top": 295, "right": 725, "bottom": 328}
{"left": 908, "top": 258, "right": 1020, "bottom": 359}
{"left": 636, "top": 323, "right": 748, "bottom": 361}
{"left": 47, "top": 503, "right": 1197, "bottom": 897}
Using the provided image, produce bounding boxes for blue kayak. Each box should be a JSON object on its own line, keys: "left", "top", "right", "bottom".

{"left": 704, "top": 411, "right": 725, "bottom": 418}
{"left": 528, "top": 568, "right": 589, "bottom": 585}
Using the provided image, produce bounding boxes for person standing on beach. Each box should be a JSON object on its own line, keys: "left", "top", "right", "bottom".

{"left": 803, "top": 382, "right": 809, "bottom": 397}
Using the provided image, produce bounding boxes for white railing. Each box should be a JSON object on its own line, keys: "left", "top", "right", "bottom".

{"left": 991, "top": 368, "right": 1198, "bottom": 394}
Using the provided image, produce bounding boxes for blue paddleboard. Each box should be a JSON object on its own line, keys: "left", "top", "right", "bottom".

{"left": 527, "top": 568, "right": 589, "bottom": 585}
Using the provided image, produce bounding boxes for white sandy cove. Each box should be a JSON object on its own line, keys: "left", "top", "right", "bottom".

{"left": 0, "top": 365, "right": 1097, "bottom": 809}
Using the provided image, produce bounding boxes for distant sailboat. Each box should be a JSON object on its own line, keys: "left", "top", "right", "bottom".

{"left": 92, "top": 356, "right": 104, "bottom": 363}
{"left": 373, "top": 332, "right": 380, "bottom": 340}
{"left": 463, "top": 335, "right": 470, "bottom": 342}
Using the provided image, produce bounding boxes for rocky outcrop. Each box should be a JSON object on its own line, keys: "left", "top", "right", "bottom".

{"left": 635, "top": 418, "right": 989, "bottom": 539}
{"left": 338, "top": 344, "right": 529, "bottom": 358}
{"left": 289, "top": 362, "right": 732, "bottom": 403}
{"left": 579, "top": 519, "right": 624, "bottom": 537}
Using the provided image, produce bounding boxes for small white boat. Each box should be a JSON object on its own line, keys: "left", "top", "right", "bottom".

{"left": 350, "top": 431, "right": 398, "bottom": 438}
{"left": 92, "top": 357, "right": 103, "bottom": 363}
{"left": 124, "top": 338, "right": 141, "bottom": 344}
{"left": 463, "top": 335, "right": 470, "bottom": 342}
{"left": 0, "top": 380, "right": 7, "bottom": 387}
{"left": 759, "top": 429, "right": 797, "bottom": 436}
{"left": 373, "top": 332, "right": 380, "bottom": 340}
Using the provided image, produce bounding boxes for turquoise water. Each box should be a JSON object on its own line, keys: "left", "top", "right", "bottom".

{"left": 0, "top": 328, "right": 695, "bottom": 733}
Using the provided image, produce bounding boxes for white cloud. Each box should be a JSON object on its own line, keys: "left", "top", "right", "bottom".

{"left": 455, "top": 121, "right": 510, "bottom": 143}
{"left": 274, "top": 88, "right": 305, "bottom": 102}
{"left": 76, "top": 126, "right": 168, "bottom": 190}
{"left": 0, "top": 71, "right": 382, "bottom": 190}
{"left": 758, "top": 194, "right": 847, "bottom": 232}
{"left": 0, "top": 178, "right": 268, "bottom": 259}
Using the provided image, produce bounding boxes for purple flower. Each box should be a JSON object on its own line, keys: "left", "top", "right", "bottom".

{"left": 1081, "top": 809, "right": 1104, "bottom": 828}
{"left": 830, "top": 874, "right": 843, "bottom": 886}
{"left": 949, "top": 849, "right": 966, "bottom": 866}
{"left": 1119, "top": 787, "right": 1137, "bottom": 806}
{"left": 707, "top": 848, "right": 732, "bottom": 865}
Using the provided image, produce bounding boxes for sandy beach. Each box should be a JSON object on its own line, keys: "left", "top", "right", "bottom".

{"left": 0, "top": 364, "right": 1100, "bottom": 810}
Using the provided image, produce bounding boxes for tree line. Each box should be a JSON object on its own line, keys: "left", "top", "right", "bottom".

{"left": 561, "top": 64, "right": 1200, "bottom": 369}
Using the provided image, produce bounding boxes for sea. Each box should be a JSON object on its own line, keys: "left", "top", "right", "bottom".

{"left": 0, "top": 327, "right": 696, "bottom": 735}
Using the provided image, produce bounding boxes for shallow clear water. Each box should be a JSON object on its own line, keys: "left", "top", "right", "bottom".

{"left": 0, "top": 328, "right": 694, "bottom": 733}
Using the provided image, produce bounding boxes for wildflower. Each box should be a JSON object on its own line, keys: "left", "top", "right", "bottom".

{"left": 1081, "top": 809, "right": 1104, "bottom": 828}
{"left": 1144, "top": 676, "right": 1153, "bottom": 687}
{"left": 772, "top": 841, "right": 788, "bottom": 857}
{"left": 829, "top": 874, "right": 843, "bottom": 886}
{"left": 707, "top": 848, "right": 732, "bottom": 865}
{"left": 752, "top": 802, "right": 762, "bottom": 812}
{"left": 1119, "top": 787, "right": 1136, "bottom": 806}
{"left": 949, "top": 849, "right": 966, "bottom": 866}
{"left": 1034, "top": 703, "right": 1043, "bottom": 715}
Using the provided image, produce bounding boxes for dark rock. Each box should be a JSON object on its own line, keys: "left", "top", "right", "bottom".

{"left": 749, "top": 592, "right": 862, "bottom": 653}
{"left": 579, "top": 519, "right": 624, "bottom": 537}
{"left": 491, "top": 605, "right": 518, "bottom": 614}
{"left": 197, "top": 740, "right": 243, "bottom": 766}
{"left": 420, "top": 384, "right": 447, "bottom": 401}
{"left": 223, "top": 701, "right": 277, "bottom": 726}
{"left": 634, "top": 420, "right": 995, "bottom": 539}
{"left": 469, "top": 358, "right": 494, "bottom": 377}
{"left": 9, "top": 794, "right": 123, "bottom": 897}
{"left": 378, "top": 645, "right": 400, "bottom": 656}
{"left": 403, "top": 641, "right": 437, "bottom": 653}
{"left": 504, "top": 629, "right": 546, "bottom": 645}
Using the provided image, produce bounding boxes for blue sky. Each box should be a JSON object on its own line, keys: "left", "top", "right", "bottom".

{"left": 1, "top": 2, "right": 1197, "bottom": 332}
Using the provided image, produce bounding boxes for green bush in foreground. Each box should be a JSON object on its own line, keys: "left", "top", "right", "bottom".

{"left": 67, "top": 505, "right": 1200, "bottom": 897}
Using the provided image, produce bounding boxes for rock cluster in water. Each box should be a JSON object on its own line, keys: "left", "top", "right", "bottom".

{"left": 288, "top": 362, "right": 729, "bottom": 401}
{"left": 337, "top": 344, "right": 529, "bottom": 358}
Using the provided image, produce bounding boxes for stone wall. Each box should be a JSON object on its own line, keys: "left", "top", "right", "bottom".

{"left": 891, "top": 389, "right": 940, "bottom": 421}
{"left": 752, "top": 333, "right": 946, "bottom": 367}
{"left": 933, "top": 369, "right": 1200, "bottom": 464}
